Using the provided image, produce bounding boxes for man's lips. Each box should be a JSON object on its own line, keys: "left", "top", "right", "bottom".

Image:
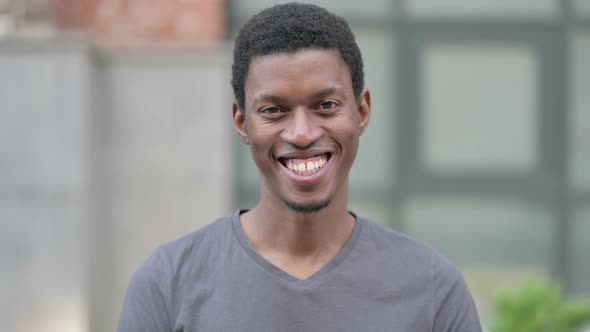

{"left": 278, "top": 153, "right": 331, "bottom": 176}
{"left": 277, "top": 152, "right": 332, "bottom": 176}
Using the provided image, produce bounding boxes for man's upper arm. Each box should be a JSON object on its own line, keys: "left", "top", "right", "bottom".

{"left": 117, "top": 251, "right": 172, "bottom": 332}
{"left": 432, "top": 253, "right": 483, "bottom": 332}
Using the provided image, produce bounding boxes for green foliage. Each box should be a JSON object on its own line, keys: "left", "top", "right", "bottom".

{"left": 490, "top": 280, "right": 590, "bottom": 332}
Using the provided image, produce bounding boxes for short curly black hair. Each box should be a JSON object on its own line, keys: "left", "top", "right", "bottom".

{"left": 231, "top": 2, "right": 364, "bottom": 111}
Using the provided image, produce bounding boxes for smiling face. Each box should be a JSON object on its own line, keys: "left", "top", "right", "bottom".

{"left": 233, "top": 49, "right": 371, "bottom": 214}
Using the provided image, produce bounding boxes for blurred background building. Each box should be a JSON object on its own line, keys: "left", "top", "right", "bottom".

{"left": 0, "top": 0, "right": 589, "bottom": 331}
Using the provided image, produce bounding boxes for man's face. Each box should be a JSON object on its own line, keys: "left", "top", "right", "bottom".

{"left": 233, "top": 49, "right": 370, "bottom": 213}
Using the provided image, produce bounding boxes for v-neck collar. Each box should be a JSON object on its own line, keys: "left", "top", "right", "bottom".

{"left": 231, "top": 209, "right": 364, "bottom": 287}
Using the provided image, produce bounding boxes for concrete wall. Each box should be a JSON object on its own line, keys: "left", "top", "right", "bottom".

{"left": 0, "top": 37, "right": 234, "bottom": 332}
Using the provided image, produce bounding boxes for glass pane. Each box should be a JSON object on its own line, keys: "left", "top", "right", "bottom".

{"left": 233, "top": 0, "right": 391, "bottom": 20}
{"left": 573, "top": 0, "right": 590, "bottom": 18}
{"left": 404, "top": 196, "right": 553, "bottom": 318}
{"left": 235, "top": 187, "right": 259, "bottom": 211}
{"left": 349, "top": 196, "right": 397, "bottom": 228}
{"left": 406, "top": 0, "right": 558, "bottom": 19}
{"left": 570, "top": 31, "right": 590, "bottom": 191}
{"left": 404, "top": 196, "right": 553, "bottom": 267}
{"left": 421, "top": 43, "right": 538, "bottom": 173}
{"left": 350, "top": 29, "right": 396, "bottom": 190}
{"left": 235, "top": 142, "right": 260, "bottom": 189}
{"left": 571, "top": 205, "right": 590, "bottom": 296}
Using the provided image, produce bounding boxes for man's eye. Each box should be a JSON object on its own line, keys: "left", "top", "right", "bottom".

{"left": 320, "top": 101, "right": 337, "bottom": 110}
{"left": 261, "top": 107, "right": 282, "bottom": 114}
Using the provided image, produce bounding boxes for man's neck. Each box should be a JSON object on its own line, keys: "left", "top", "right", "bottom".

{"left": 239, "top": 188, "right": 355, "bottom": 260}
{"left": 239, "top": 196, "right": 355, "bottom": 280}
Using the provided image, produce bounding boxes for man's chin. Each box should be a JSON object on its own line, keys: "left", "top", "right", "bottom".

{"left": 284, "top": 198, "right": 332, "bottom": 214}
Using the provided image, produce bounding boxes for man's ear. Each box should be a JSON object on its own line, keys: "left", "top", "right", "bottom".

{"left": 357, "top": 87, "right": 371, "bottom": 136}
{"left": 232, "top": 102, "right": 249, "bottom": 144}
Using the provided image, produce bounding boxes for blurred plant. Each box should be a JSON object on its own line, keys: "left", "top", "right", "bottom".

{"left": 490, "top": 279, "right": 590, "bottom": 332}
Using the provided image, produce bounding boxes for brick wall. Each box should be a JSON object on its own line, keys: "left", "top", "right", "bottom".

{"left": 55, "top": 0, "right": 225, "bottom": 46}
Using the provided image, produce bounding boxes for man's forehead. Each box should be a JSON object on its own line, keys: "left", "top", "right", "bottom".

{"left": 244, "top": 49, "right": 352, "bottom": 94}
{"left": 248, "top": 48, "right": 345, "bottom": 71}
{"left": 246, "top": 49, "right": 350, "bottom": 82}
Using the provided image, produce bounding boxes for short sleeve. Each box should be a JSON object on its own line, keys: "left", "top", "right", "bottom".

{"left": 117, "top": 251, "right": 172, "bottom": 332}
{"left": 431, "top": 253, "right": 483, "bottom": 332}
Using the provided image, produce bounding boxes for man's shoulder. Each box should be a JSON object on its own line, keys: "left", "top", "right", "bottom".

{"left": 358, "top": 216, "right": 463, "bottom": 278}
{"left": 155, "top": 213, "right": 235, "bottom": 264}
{"left": 357, "top": 216, "right": 480, "bottom": 329}
{"left": 359, "top": 217, "right": 435, "bottom": 256}
{"left": 162, "top": 214, "right": 232, "bottom": 248}
{"left": 132, "top": 212, "right": 236, "bottom": 282}
{"left": 124, "top": 213, "right": 236, "bottom": 297}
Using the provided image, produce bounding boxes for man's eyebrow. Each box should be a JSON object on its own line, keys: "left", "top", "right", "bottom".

{"left": 254, "top": 87, "right": 343, "bottom": 104}
{"left": 254, "top": 94, "right": 285, "bottom": 104}
{"left": 311, "top": 87, "right": 342, "bottom": 100}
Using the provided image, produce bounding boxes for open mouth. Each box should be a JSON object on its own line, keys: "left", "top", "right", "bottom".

{"left": 278, "top": 153, "right": 332, "bottom": 176}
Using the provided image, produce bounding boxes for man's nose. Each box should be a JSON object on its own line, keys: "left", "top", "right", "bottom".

{"left": 280, "top": 109, "right": 322, "bottom": 148}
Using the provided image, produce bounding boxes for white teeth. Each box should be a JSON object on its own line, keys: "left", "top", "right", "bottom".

{"left": 282, "top": 154, "right": 329, "bottom": 176}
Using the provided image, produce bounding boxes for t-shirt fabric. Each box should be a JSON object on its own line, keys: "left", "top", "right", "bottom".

{"left": 117, "top": 211, "right": 482, "bottom": 332}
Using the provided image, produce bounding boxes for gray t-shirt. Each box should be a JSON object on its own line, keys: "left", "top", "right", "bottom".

{"left": 118, "top": 211, "right": 482, "bottom": 332}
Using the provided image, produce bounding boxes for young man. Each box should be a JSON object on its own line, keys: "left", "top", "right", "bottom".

{"left": 118, "top": 3, "right": 482, "bottom": 331}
